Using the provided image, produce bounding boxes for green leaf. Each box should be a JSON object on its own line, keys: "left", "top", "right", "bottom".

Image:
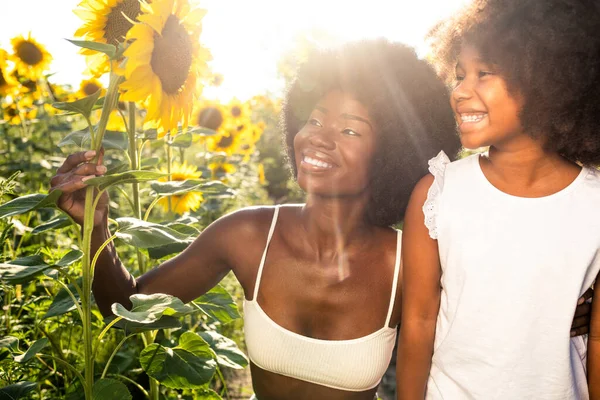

{"left": 139, "top": 332, "right": 216, "bottom": 389}
{"left": 92, "top": 378, "right": 131, "bottom": 400}
{"left": 109, "top": 315, "right": 182, "bottom": 334}
{"left": 194, "top": 285, "right": 241, "bottom": 324}
{"left": 43, "top": 280, "right": 81, "bottom": 319}
{"left": 187, "top": 126, "right": 219, "bottom": 137}
{"left": 32, "top": 215, "right": 72, "bottom": 234}
{"left": 0, "top": 191, "right": 61, "bottom": 219}
{"left": 66, "top": 39, "right": 116, "bottom": 58}
{"left": 84, "top": 170, "right": 165, "bottom": 191}
{"left": 199, "top": 331, "right": 248, "bottom": 369}
{"left": 58, "top": 130, "right": 128, "bottom": 151}
{"left": 0, "top": 336, "right": 19, "bottom": 352}
{"left": 151, "top": 180, "right": 229, "bottom": 197}
{"left": 169, "top": 132, "right": 192, "bottom": 148}
{"left": 141, "top": 157, "right": 160, "bottom": 169}
{"left": 0, "top": 255, "right": 51, "bottom": 285}
{"left": 0, "top": 381, "right": 37, "bottom": 399}
{"left": 193, "top": 388, "right": 221, "bottom": 400}
{"left": 52, "top": 88, "right": 102, "bottom": 118}
{"left": 112, "top": 293, "right": 197, "bottom": 324}
{"left": 56, "top": 250, "right": 84, "bottom": 267}
{"left": 14, "top": 338, "right": 49, "bottom": 363}
{"left": 145, "top": 223, "right": 199, "bottom": 259}
{"left": 115, "top": 218, "right": 195, "bottom": 249}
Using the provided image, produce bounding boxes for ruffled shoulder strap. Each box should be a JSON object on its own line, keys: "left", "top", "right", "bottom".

{"left": 422, "top": 151, "right": 451, "bottom": 239}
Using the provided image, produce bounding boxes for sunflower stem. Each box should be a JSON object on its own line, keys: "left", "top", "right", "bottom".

{"left": 94, "top": 71, "right": 122, "bottom": 151}
{"left": 127, "top": 101, "right": 146, "bottom": 274}
{"left": 81, "top": 186, "right": 96, "bottom": 400}
{"left": 166, "top": 136, "right": 173, "bottom": 215}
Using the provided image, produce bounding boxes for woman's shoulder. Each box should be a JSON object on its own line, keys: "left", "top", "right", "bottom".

{"left": 213, "top": 204, "right": 303, "bottom": 238}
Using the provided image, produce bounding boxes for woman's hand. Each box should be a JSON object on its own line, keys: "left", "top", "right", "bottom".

{"left": 571, "top": 287, "right": 593, "bottom": 337}
{"left": 50, "top": 150, "right": 108, "bottom": 227}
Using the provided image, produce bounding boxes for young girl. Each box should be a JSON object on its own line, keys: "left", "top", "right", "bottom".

{"left": 397, "top": 0, "right": 600, "bottom": 399}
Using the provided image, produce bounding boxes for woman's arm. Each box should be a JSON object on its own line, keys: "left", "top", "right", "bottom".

{"left": 51, "top": 150, "right": 255, "bottom": 316}
{"left": 397, "top": 174, "right": 442, "bottom": 400}
{"left": 587, "top": 274, "right": 600, "bottom": 398}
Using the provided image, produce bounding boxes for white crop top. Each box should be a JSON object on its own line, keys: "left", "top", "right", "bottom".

{"left": 243, "top": 206, "right": 400, "bottom": 392}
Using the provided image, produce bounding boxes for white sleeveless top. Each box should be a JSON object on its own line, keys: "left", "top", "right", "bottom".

{"left": 243, "top": 206, "right": 401, "bottom": 391}
{"left": 423, "top": 152, "right": 600, "bottom": 399}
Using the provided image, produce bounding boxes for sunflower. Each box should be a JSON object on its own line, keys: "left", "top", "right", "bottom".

{"left": 74, "top": 0, "right": 145, "bottom": 76}
{"left": 206, "top": 132, "right": 240, "bottom": 156}
{"left": 78, "top": 77, "right": 105, "bottom": 98}
{"left": 1, "top": 96, "right": 37, "bottom": 125}
{"left": 226, "top": 98, "right": 251, "bottom": 125}
{"left": 10, "top": 33, "right": 52, "bottom": 81}
{"left": 208, "top": 161, "right": 236, "bottom": 181}
{"left": 192, "top": 100, "right": 228, "bottom": 133}
{"left": 120, "top": 0, "right": 212, "bottom": 137}
{"left": 0, "top": 50, "right": 17, "bottom": 97}
{"left": 157, "top": 161, "right": 203, "bottom": 215}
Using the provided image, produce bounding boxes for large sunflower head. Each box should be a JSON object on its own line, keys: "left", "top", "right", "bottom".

{"left": 120, "top": 0, "right": 212, "bottom": 138}
{"left": 206, "top": 132, "right": 239, "bottom": 156}
{"left": 78, "top": 77, "right": 105, "bottom": 98}
{"left": 226, "top": 98, "right": 251, "bottom": 125}
{"left": 157, "top": 161, "right": 203, "bottom": 215}
{"left": 74, "top": 0, "right": 145, "bottom": 76}
{"left": 10, "top": 33, "right": 52, "bottom": 81}
{"left": 0, "top": 50, "right": 17, "bottom": 97}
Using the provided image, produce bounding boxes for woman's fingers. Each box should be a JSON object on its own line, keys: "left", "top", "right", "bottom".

{"left": 55, "top": 175, "right": 96, "bottom": 193}
{"left": 574, "top": 302, "right": 591, "bottom": 318}
{"left": 57, "top": 150, "right": 96, "bottom": 174}
{"left": 72, "top": 162, "right": 106, "bottom": 176}
{"left": 579, "top": 287, "right": 594, "bottom": 304}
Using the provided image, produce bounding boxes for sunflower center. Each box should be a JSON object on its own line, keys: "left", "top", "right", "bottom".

{"left": 6, "top": 107, "right": 18, "bottom": 118}
{"left": 21, "top": 79, "right": 37, "bottom": 93}
{"left": 231, "top": 106, "right": 241, "bottom": 117}
{"left": 217, "top": 134, "right": 234, "bottom": 148}
{"left": 16, "top": 41, "right": 43, "bottom": 66}
{"left": 197, "top": 107, "right": 223, "bottom": 130}
{"left": 82, "top": 82, "right": 101, "bottom": 96}
{"left": 104, "top": 0, "right": 142, "bottom": 45}
{"left": 150, "top": 14, "right": 193, "bottom": 95}
{"left": 0, "top": 69, "right": 7, "bottom": 89}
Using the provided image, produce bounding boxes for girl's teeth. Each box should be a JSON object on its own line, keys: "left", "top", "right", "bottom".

{"left": 304, "top": 156, "right": 333, "bottom": 168}
{"left": 461, "top": 114, "right": 486, "bottom": 123}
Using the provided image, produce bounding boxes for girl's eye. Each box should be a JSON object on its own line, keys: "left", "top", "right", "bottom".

{"left": 308, "top": 118, "right": 322, "bottom": 127}
{"left": 455, "top": 75, "right": 465, "bottom": 82}
{"left": 478, "top": 71, "right": 494, "bottom": 78}
{"left": 343, "top": 128, "right": 361, "bottom": 137}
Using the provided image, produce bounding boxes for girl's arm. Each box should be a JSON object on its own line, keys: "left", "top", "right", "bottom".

{"left": 397, "top": 174, "right": 442, "bottom": 400}
{"left": 587, "top": 274, "right": 600, "bottom": 398}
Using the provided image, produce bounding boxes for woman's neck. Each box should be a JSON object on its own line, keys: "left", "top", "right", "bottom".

{"left": 299, "top": 193, "right": 372, "bottom": 261}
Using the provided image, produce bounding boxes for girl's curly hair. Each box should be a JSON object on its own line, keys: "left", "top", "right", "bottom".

{"left": 428, "top": 0, "right": 600, "bottom": 166}
{"left": 281, "top": 39, "right": 461, "bottom": 226}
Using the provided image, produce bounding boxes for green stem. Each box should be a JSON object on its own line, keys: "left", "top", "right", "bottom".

{"left": 166, "top": 137, "right": 173, "bottom": 215}
{"left": 108, "top": 373, "right": 150, "bottom": 399}
{"left": 91, "top": 316, "right": 123, "bottom": 363}
{"left": 81, "top": 186, "right": 96, "bottom": 400}
{"left": 38, "top": 354, "right": 85, "bottom": 386}
{"left": 143, "top": 197, "right": 161, "bottom": 221}
{"left": 101, "top": 333, "right": 135, "bottom": 379}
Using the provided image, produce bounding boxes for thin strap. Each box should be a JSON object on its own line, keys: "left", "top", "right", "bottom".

{"left": 252, "top": 206, "right": 280, "bottom": 301}
{"left": 384, "top": 230, "right": 402, "bottom": 327}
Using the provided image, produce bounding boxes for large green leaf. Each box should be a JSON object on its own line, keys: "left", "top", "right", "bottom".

{"left": 32, "top": 215, "right": 72, "bottom": 234}
{"left": 169, "top": 132, "right": 192, "bottom": 148}
{"left": 52, "top": 87, "right": 102, "bottom": 118}
{"left": 58, "top": 130, "right": 128, "bottom": 151}
{"left": 111, "top": 293, "right": 197, "bottom": 324}
{"left": 14, "top": 338, "right": 49, "bottom": 363}
{"left": 0, "top": 191, "right": 61, "bottom": 219}
{"left": 66, "top": 39, "right": 116, "bottom": 58}
{"left": 199, "top": 331, "right": 248, "bottom": 369}
{"left": 193, "top": 388, "right": 221, "bottom": 400}
{"left": 92, "top": 378, "right": 131, "bottom": 400}
{"left": 0, "top": 381, "right": 37, "bottom": 399}
{"left": 139, "top": 332, "right": 216, "bottom": 389}
{"left": 115, "top": 218, "right": 195, "bottom": 249}
{"left": 0, "top": 256, "right": 51, "bottom": 285}
{"left": 109, "top": 315, "right": 182, "bottom": 334}
{"left": 194, "top": 285, "right": 241, "bottom": 324}
{"left": 43, "top": 280, "right": 81, "bottom": 319}
{"left": 84, "top": 170, "right": 165, "bottom": 191}
{"left": 146, "top": 222, "right": 199, "bottom": 259}
{"left": 187, "top": 126, "right": 218, "bottom": 137}
{"left": 56, "top": 250, "right": 84, "bottom": 267}
{"left": 0, "top": 336, "right": 19, "bottom": 352}
{"left": 150, "top": 180, "right": 229, "bottom": 197}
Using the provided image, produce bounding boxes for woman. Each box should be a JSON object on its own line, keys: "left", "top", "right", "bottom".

{"left": 50, "top": 39, "right": 589, "bottom": 400}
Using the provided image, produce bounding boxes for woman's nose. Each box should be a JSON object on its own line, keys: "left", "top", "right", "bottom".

{"left": 308, "top": 129, "right": 335, "bottom": 150}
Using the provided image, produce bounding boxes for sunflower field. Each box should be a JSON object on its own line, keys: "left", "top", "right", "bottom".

{"left": 0, "top": 0, "right": 294, "bottom": 398}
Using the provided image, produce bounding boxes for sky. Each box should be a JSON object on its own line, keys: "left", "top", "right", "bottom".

{"left": 0, "top": 0, "right": 470, "bottom": 101}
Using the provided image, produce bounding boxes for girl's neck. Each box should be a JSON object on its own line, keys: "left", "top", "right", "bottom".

{"left": 299, "top": 194, "right": 372, "bottom": 260}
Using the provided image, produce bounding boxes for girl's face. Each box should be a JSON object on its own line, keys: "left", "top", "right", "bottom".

{"left": 293, "top": 89, "right": 377, "bottom": 197}
{"left": 451, "top": 45, "right": 524, "bottom": 150}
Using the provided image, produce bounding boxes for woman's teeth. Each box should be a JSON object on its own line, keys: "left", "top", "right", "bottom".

{"left": 460, "top": 113, "right": 486, "bottom": 123}
{"left": 303, "top": 156, "right": 333, "bottom": 168}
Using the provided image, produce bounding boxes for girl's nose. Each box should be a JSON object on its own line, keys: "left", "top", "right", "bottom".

{"left": 452, "top": 79, "right": 473, "bottom": 103}
{"left": 308, "top": 129, "right": 335, "bottom": 150}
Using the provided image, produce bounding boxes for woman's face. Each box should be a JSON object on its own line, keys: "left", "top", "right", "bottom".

{"left": 293, "top": 90, "right": 377, "bottom": 197}
{"left": 451, "top": 45, "right": 524, "bottom": 149}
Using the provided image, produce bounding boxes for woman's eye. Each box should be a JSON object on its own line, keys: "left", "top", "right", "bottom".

{"left": 343, "top": 128, "right": 361, "bottom": 137}
{"left": 308, "top": 118, "right": 322, "bottom": 127}
{"left": 478, "top": 71, "right": 494, "bottom": 78}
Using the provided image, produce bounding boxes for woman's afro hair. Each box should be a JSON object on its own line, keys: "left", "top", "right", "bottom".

{"left": 282, "top": 39, "right": 461, "bottom": 226}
